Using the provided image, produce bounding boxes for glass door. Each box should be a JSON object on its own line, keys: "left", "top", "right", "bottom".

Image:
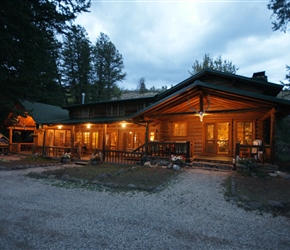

{"left": 205, "top": 124, "right": 215, "bottom": 154}
{"left": 205, "top": 123, "right": 229, "bottom": 155}
{"left": 217, "top": 123, "right": 229, "bottom": 154}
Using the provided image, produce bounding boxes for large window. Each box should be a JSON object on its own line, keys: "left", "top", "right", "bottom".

{"left": 173, "top": 122, "right": 187, "bottom": 136}
{"left": 106, "top": 105, "right": 125, "bottom": 116}
{"left": 237, "top": 122, "right": 253, "bottom": 145}
{"left": 92, "top": 132, "right": 99, "bottom": 149}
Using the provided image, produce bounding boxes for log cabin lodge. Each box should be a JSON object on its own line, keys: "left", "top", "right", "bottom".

{"left": 2, "top": 69, "right": 290, "bottom": 166}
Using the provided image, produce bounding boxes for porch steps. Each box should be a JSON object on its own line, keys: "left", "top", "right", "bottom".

{"left": 190, "top": 158, "right": 233, "bottom": 171}
{"left": 74, "top": 161, "right": 90, "bottom": 166}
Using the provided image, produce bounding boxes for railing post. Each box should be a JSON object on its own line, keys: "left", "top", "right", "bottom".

{"left": 235, "top": 142, "right": 240, "bottom": 158}
{"left": 186, "top": 141, "right": 190, "bottom": 159}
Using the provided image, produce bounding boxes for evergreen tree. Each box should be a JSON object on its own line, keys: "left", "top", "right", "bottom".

{"left": 92, "top": 33, "right": 126, "bottom": 101}
{"left": 0, "top": 0, "right": 90, "bottom": 115}
{"left": 138, "top": 77, "right": 147, "bottom": 94}
{"left": 268, "top": 0, "right": 290, "bottom": 32}
{"left": 61, "top": 25, "right": 92, "bottom": 104}
{"left": 268, "top": 0, "right": 290, "bottom": 89}
{"left": 188, "top": 54, "right": 238, "bottom": 75}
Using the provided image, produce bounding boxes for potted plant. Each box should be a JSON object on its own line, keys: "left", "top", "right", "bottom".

{"left": 91, "top": 151, "right": 102, "bottom": 165}
{"left": 170, "top": 155, "right": 185, "bottom": 170}
{"left": 61, "top": 152, "right": 71, "bottom": 163}
{"left": 235, "top": 156, "right": 257, "bottom": 173}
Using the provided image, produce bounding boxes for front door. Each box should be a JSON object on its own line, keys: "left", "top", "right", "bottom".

{"left": 205, "top": 122, "right": 229, "bottom": 155}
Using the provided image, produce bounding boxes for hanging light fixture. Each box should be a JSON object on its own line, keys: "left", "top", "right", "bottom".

{"left": 187, "top": 94, "right": 210, "bottom": 122}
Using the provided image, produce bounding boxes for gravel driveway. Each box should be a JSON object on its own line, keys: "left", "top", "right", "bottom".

{"left": 0, "top": 167, "right": 290, "bottom": 250}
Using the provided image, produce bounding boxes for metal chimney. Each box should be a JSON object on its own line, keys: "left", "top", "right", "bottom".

{"left": 82, "top": 93, "right": 85, "bottom": 104}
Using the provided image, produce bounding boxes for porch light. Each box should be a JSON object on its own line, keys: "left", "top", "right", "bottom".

{"left": 198, "top": 111, "right": 204, "bottom": 122}
{"left": 187, "top": 94, "right": 210, "bottom": 122}
{"left": 58, "top": 125, "right": 62, "bottom": 129}
{"left": 87, "top": 124, "right": 91, "bottom": 129}
{"left": 121, "top": 122, "right": 126, "bottom": 128}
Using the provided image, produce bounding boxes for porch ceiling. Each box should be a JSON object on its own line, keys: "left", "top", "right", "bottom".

{"left": 138, "top": 83, "right": 281, "bottom": 120}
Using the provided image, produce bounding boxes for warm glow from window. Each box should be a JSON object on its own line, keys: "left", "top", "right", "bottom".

{"left": 150, "top": 132, "right": 155, "bottom": 141}
{"left": 173, "top": 122, "right": 188, "bottom": 136}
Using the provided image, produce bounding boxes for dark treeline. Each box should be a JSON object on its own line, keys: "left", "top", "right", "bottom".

{"left": 0, "top": 0, "right": 153, "bottom": 119}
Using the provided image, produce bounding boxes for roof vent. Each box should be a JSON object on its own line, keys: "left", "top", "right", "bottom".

{"left": 252, "top": 71, "right": 268, "bottom": 81}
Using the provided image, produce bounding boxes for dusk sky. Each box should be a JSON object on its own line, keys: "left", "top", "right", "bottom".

{"left": 76, "top": 0, "right": 290, "bottom": 90}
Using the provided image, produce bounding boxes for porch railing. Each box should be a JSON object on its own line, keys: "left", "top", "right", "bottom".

{"left": 133, "top": 141, "right": 190, "bottom": 158}
{"left": 235, "top": 143, "right": 272, "bottom": 163}
{"left": 32, "top": 141, "right": 190, "bottom": 165}
{"left": 33, "top": 145, "right": 71, "bottom": 158}
{"left": 104, "top": 150, "right": 144, "bottom": 165}
{"left": 10, "top": 143, "right": 34, "bottom": 153}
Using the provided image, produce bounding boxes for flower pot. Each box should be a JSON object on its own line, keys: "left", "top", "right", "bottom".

{"left": 61, "top": 158, "right": 71, "bottom": 163}
{"left": 91, "top": 159, "right": 101, "bottom": 165}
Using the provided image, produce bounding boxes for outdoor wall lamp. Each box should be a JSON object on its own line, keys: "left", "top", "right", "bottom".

{"left": 86, "top": 124, "right": 91, "bottom": 129}
{"left": 58, "top": 125, "right": 62, "bottom": 129}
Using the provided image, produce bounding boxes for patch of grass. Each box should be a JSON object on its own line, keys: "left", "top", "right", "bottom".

{"left": 40, "top": 163, "right": 180, "bottom": 192}
{"left": 0, "top": 155, "right": 58, "bottom": 168}
{"left": 223, "top": 174, "right": 290, "bottom": 217}
{"left": 222, "top": 175, "right": 233, "bottom": 197}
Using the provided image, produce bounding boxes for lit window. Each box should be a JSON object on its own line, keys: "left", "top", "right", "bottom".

{"left": 174, "top": 122, "right": 187, "bottom": 136}
{"left": 237, "top": 122, "right": 253, "bottom": 145}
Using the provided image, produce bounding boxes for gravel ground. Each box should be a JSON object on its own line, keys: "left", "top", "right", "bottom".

{"left": 0, "top": 167, "right": 290, "bottom": 250}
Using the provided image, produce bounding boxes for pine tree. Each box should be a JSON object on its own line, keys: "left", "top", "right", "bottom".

{"left": 61, "top": 25, "right": 92, "bottom": 104}
{"left": 92, "top": 33, "right": 126, "bottom": 101}
{"left": 138, "top": 77, "right": 147, "bottom": 94}
{"left": 188, "top": 54, "right": 238, "bottom": 75}
{"left": 0, "top": 0, "right": 90, "bottom": 114}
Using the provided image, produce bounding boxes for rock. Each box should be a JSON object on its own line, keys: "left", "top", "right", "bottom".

{"left": 114, "top": 169, "right": 125, "bottom": 176}
{"left": 13, "top": 165, "right": 24, "bottom": 169}
{"left": 268, "top": 173, "right": 277, "bottom": 177}
{"left": 228, "top": 196, "right": 239, "bottom": 202}
{"left": 239, "top": 194, "right": 250, "bottom": 201}
{"left": 268, "top": 200, "right": 284, "bottom": 209}
{"left": 97, "top": 173, "right": 110, "bottom": 180}
{"left": 127, "top": 184, "right": 136, "bottom": 189}
{"left": 173, "top": 164, "right": 181, "bottom": 171}
{"left": 68, "top": 176, "right": 80, "bottom": 182}
{"left": 276, "top": 171, "right": 290, "bottom": 180}
{"left": 104, "top": 182, "right": 115, "bottom": 187}
{"left": 247, "top": 201, "right": 263, "bottom": 210}
{"left": 154, "top": 185, "right": 164, "bottom": 192}
{"left": 158, "top": 160, "right": 170, "bottom": 166}
{"left": 144, "top": 161, "right": 153, "bottom": 168}
{"left": 61, "top": 174, "right": 70, "bottom": 181}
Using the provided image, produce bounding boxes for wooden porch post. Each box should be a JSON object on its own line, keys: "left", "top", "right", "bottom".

{"left": 270, "top": 112, "right": 276, "bottom": 164}
{"left": 9, "top": 127, "right": 12, "bottom": 151}
{"left": 71, "top": 126, "right": 75, "bottom": 156}
{"left": 145, "top": 122, "right": 149, "bottom": 156}
{"left": 42, "top": 129, "right": 46, "bottom": 156}
{"left": 102, "top": 124, "right": 107, "bottom": 161}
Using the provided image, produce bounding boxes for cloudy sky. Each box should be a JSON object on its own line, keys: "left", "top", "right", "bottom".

{"left": 76, "top": 0, "right": 289, "bottom": 90}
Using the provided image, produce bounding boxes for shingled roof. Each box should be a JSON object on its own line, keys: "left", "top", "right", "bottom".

{"left": 20, "top": 100, "right": 69, "bottom": 124}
